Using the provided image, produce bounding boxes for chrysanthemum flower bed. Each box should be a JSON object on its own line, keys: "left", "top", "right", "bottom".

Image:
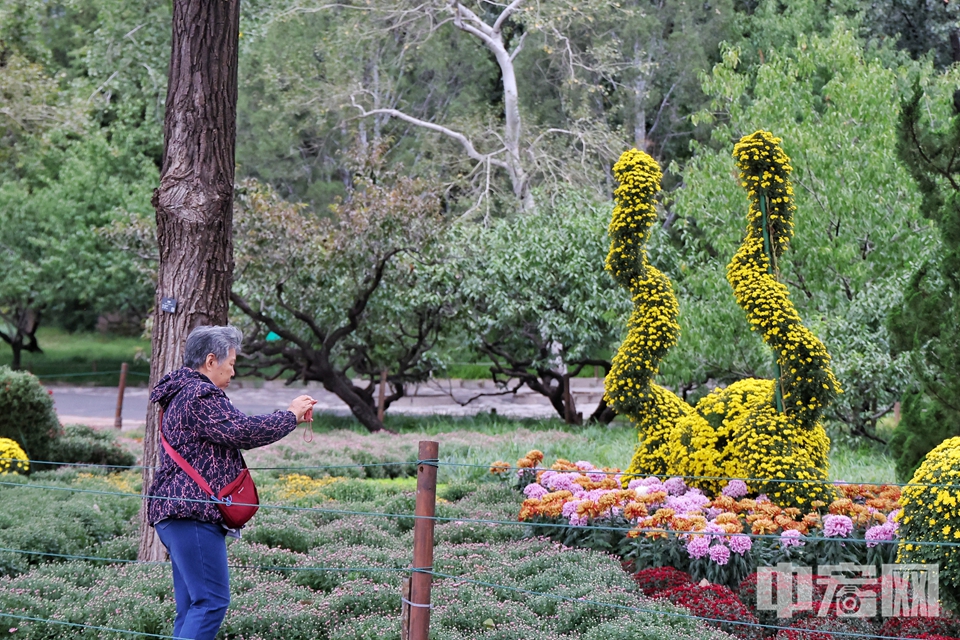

{"left": 495, "top": 452, "right": 960, "bottom": 638}
{"left": 494, "top": 452, "right": 902, "bottom": 588}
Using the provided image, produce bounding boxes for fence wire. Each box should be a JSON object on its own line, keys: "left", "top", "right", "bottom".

{"left": 4, "top": 456, "right": 960, "bottom": 491}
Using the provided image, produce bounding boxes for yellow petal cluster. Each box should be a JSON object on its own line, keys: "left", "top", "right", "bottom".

{"left": 0, "top": 437, "right": 29, "bottom": 475}
{"left": 897, "top": 436, "right": 960, "bottom": 592}
{"left": 603, "top": 150, "right": 690, "bottom": 477}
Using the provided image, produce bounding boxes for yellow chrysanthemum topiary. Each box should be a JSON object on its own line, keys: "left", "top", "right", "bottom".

{"left": 0, "top": 437, "right": 29, "bottom": 474}
{"left": 604, "top": 150, "right": 692, "bottom": 477}
{"left": 607, "top": 132, "right": 841, "bottom": 507}
{"left": 897, "top": 436, "right": 960, "bottom": 601}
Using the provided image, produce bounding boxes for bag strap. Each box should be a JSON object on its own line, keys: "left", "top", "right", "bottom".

{"left": 158, "top": 407, "right": 217, "bottom": 500}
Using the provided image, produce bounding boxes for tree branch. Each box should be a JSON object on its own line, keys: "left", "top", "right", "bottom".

{"left": 230, "top": 292, "right": 313, "bottom": 353}
{"left": 350, "top": 100, "right": 510, "bottom": 170}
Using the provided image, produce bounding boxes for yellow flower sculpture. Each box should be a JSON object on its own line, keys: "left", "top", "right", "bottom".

{"left": 604, "top": 149, "right": 694, "bottom": 476}
{"left": 607, "top": 132, "right": 841, "bottom": 507}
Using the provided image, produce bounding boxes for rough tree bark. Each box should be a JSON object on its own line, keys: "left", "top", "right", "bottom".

{"left": 137, "top": 0, "right": 240, "bottom": 562}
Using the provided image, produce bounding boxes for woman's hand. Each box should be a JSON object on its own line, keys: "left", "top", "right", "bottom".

{"left": 288, "top": 395, "right": 317, "bottom": 423}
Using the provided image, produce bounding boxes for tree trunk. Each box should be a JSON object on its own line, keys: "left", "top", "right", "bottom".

{"left": 322, "top": 371, "right": 392, "bottom": 433}
{"left": 10, "top": 343, "right": 21, "bottom": 371}
{"left": 0, "top": 306, "right": 42, "bottom": 371}
{"left": 138, "top": 0, "right": 240, "bottom": 562}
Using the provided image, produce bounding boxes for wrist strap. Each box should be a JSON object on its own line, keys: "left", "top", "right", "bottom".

{"left": 158, "top": 407, "right": 217, "bottom": 499}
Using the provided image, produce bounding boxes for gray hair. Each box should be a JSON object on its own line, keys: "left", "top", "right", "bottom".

{"left": 184, "top": 325, "right": 243, "bottom": 369}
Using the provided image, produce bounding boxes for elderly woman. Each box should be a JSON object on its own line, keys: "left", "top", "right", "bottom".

{"left": 147, "top": 325, "right": 315, "bottom": 640}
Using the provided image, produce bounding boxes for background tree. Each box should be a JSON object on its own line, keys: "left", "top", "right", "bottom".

{"left": 861, "top": 0, "right": 960, "bottom": 69}
{"left": 230, "top": 152, "right": 453, "bottom": 433}
{"left": 456, "top": 189, "right": 630, "bottom": 423}
{"left": 888, "top": 69, "right": 960, "bottom": 480}
{"left": 234, "top": 0, "right": 736, "bottom": 214}
{"left": 138, "top": 0, "right": 241, "bottom": 562}
{"left": 0, "top": 13, "right": 159, "bottom": 366}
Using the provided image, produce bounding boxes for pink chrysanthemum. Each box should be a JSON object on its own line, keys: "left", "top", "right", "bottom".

{"left": 823, "top": 514, "right": 854, "bottom": 538}
{"left": 780, "top": 529, "right": 805, "bottom": 547}
{"left": 708, "top": 543, "right": 731, "bottom": 565}
{"left": 722, "top": 479, "right": 749, "bottom": 498}
{"left": 729, "top": 534, "right": 752, "bottom": 555}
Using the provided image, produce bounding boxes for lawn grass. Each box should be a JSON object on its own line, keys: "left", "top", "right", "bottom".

{"left": 1, "top": 329, "right": 607, "bottom": 384}
{"left": 828, "top": 444, "right": 896, "bottom": 485}
{"left": 0, "top": 327, "right": 151, "bottom": 386}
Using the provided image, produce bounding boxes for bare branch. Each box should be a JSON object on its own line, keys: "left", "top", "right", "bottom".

{"left": 274, "top": 282, "right": 327, "bottom": 343}
{"left": 508, "top": 31, "right": 527, "bottom": 62}
{"left": 492, "top": 0, "right": 525, "bottom": 33}
{"left": 350, "top": 99, "right": 510, "bottom": 171}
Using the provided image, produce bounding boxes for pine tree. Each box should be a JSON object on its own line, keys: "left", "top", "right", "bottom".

{"left": 888, "top": 84, "right": 960, "bottom": 481}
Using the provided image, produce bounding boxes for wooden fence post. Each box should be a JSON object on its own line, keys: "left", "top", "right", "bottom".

{"left": 400, "top": 577, "right": 412, "bottom": 640}
{"left": 407, "top": 441, "right": 438, "bottom": 640}
{"left": 114, "top": 362, "right": 128, "bottom": 430}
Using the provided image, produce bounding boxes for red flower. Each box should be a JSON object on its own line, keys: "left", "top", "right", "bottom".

{"left": 879, "top": 615, "right": 960, "bottom": 639}
{"left": 661, "top": 583, "right": 762, "bottom": 640}
{"left": 632, "top": 566, "right": 693, "bottom": 596}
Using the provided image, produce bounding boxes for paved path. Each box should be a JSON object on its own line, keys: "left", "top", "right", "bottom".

{"left": 49, "top": 377, "right": 608, "bottom": 430}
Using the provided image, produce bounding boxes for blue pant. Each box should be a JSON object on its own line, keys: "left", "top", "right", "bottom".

{"left": 155, "top": 519, "right": 230, "bottom": 640}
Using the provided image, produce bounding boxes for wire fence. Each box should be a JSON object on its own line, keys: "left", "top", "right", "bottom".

{"left": 0, "top": 476, "right": 948, "bottom": 548}
{"left": 0, "top": 453, "right": 954, "bottom": 640}
{"left": 4, "top": 455, "right": 960, "bottom": 490}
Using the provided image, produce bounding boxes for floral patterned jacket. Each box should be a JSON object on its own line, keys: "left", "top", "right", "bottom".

{"left": 147, "top": 367, "right": 296, "bottom": 525}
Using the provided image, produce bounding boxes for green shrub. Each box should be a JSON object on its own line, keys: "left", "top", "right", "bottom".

{"left": 319, "top": 477, "right": 378, "bottom": 502}
{"left": 0, "top": 366, "right": 62, "bottom": 466}
{"left": 243, "top": 510, "right": 319, "bottom": 554}
{"left": 438, "top": 481, "right": 474, "bottom": 502}
{"left": 889, "top": 389, "right": 959, "bottom": 481}
{"left": 0, "top": 562, "right": 174, "bottom": 639}
{"left": 0, "top": 473, "right": 139, "bottom": 576}
{"left": 47, "top": 425, "right": 136, "bottom": 469}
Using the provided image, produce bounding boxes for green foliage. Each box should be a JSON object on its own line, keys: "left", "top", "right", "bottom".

{"left": 456, "top": 189, "right": 630, "bottom": 420}
{"left": 0, "top": 471, "right": 140, "bottom": 576}
{"left": 230, "top": 166, "right": 455, "bottom": 402}
{"left": 0, "top": 130, "right": 158, "bottom": 326}
{"left": 861, "top": 0, "right": 960, "bottom": 69}
{"left": 0, "top": 366, "right": 61, "bottom": 463}
{"left": 459, "top": 189, "right": 628, "bottom": 368}
{"left": 889, "top": 390, "right": 955, "bottom": 482}
{"left": 887, "top": 66, "right": 960, "bottom": 481}
{"left": 0, "top": 0, "right": 163, "bottom": 358}
{"left": 47, "top": 425, "right": 136, "bottom": 469}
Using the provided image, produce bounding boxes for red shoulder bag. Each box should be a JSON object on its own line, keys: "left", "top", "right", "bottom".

{"left": 158, "top": 408, "right": 260, "bottom": 529}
